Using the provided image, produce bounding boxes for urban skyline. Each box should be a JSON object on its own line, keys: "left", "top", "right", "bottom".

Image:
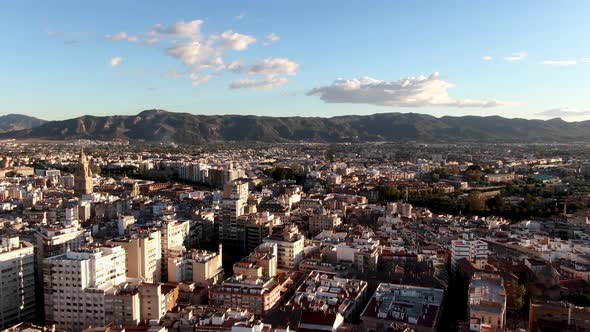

{"left": 1, "top": 2, "right": 590, "bottom": 332}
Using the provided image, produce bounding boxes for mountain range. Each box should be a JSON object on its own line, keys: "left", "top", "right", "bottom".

{"left": 1, "top": 109, "right": 589, "bottom": 143}
{"left": 0, "top": 114, "right": 47, "bottom": 134}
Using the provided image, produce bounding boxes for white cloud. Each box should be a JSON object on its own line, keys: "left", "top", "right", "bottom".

{"left": 105, "top": 32, "right": 139, "bottom": 43}
{"left": 264, "top": 33, "right": 280, "bottom": 45}
{"left": 151, "top": 20, "right": 203, "bottom": 39}
{"left": 214, "top": 30, "right": 256, "bottom": 51}
{"left": 536, "top": 107, "right": 590, "bottom": 119}
{"left": 110, "top": 57, "right": 124, "bottom": 67}
{"left": 166, "top": 40, "right": 215, "bottom": 67}
{"left": 248, "top": 58, "right": 299, "bottom": 77}
{"left": 230, "top": 77, "right": 289, "bottom": 90}
{"left": 190, "top": 73, "right": 213, "bottom": 86}
{"left": 235, "top": 12, "right": 247, "bottom": 20}
{"left": 541, "top": 60, "right": 578, "bottom": 66}
{"left": 482, "top": 56, "right": 493, "bottom": 61}
{"left": 307, "top": 72, "right": 506, "bottom": 108}
{"left": 228, "top": 58, "right": 298, "bottom": 90}
{"left": 503, "top": 52, "right": 527, "bottom": 62}
{"left": 106, "top": 19, "right": 297, "bottom": 89}
{"left": 227, "top": 60, "right": 244, "bottom": 73}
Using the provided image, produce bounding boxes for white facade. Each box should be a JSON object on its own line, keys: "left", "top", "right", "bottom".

{"left": 43, "top": 245, "right": 127, "bottom": 332}
{"left": 451, "top": 239, "right": 488, "bottom": 270}
{"left": 0, "top": 237, "right": 35, "bottom": 329}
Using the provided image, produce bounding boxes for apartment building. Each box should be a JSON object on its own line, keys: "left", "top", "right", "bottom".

{"left": 361, "top": 283, "right": 444, "bottom": 332}
{"left": 42, "top": 245, "right": 127, "bottom": 332}
{"left": 0, "top": 237, "right": 36, "bottom": 329}
{"left": 289, "top": 270, "right": 368, "bottom": 319}
{"left": 167, "top": 245, "right": 223, "bottom": 287}
{"left": 468, "top": 272, "right": 507, "bottom": 331}
{"left": 308, "top": 209, "right": 342, "bottom": 235}
{"left": 263, "top": 226, "right": 304, "bottom": 270}
{"left": 232, "top": 242, "right": 278, "bottom": 278}
{"left": 108, "top": 229, "right": 162, "bottom": 283}
{"left": 451, "top": 238, "right": 488, "bottom": 271}
{"left": 159, "top": 218, "right": 190, "bottom": 281}
{"left": 209, "top": 274, "right": 285, "bottom": 315}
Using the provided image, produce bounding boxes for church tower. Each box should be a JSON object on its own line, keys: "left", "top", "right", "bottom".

{"left": 74, "top": 149, "right": 93, "bottom": 196}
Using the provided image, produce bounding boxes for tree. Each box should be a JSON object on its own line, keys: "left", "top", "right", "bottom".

{"left": 466, "top": 191, "right": 485, "bottom": 212}
{"left": 464, "top": 165, "right": 483, "bottom": 182}
{"left": 505, "top": 280, "right": 526, "bottom": 313}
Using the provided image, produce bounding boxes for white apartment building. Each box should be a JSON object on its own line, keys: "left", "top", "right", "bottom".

{"left": 43, "top": 245, "right": 127, "bottom": 332}
{"left": 35, "top": 224, "right": 90, "bottom": 267}
{"left": 451, "top": 239, "right": 488, "bottom": 271}
{"left": 0, "top": 236, "right": 36, "bottom": 329}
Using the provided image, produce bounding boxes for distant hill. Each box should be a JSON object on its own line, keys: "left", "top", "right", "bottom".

{"left": 0, "top": 114, "right": 47, "bottom": 133}
{"left": 1, "top": 109, "right": 589, "bottom": 143}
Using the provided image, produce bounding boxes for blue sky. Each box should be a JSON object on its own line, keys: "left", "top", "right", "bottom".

{"left": 1, "top": 0, "right": 590, "bottom": 120}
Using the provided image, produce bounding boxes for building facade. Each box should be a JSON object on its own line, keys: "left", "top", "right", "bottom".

{"left": 0, "top": 237, "right": 36, "bottom": 329}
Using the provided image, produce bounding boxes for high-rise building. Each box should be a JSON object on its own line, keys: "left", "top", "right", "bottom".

{"left": 0, "top": 236, "right": 35, "bottom": 329}
{"left": 263, "top": 226, "right": 305, "bottom": 270}
{"left": 43, "top": 245, "right": 127, "bottom": 332}
{"left": 219, "top": 181, "right": 249, "bottom": 244}
{"left": 108, "top": 230, "right": 162, "bottom": 283}
{"left": 34, "top": 224, "right": 91, "bottom": 318}
{"left": 159, "top": 218, "right": 190, "bottom": 282}
{"left": 74, "top": 150, "right": 93, "bottom": 197}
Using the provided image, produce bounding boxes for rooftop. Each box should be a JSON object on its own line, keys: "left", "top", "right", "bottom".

{"left": 361, "top": 283, "right": 444, "bottom": 329}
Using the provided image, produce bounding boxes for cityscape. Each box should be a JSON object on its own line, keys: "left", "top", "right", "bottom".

{"left": 2, "top": 1, "right": 590, "bottom": 332}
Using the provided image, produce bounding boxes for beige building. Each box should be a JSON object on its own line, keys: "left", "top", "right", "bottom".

{"left": 468, "top": 272, "right": 506, "bottom": 331}
{"left": 263, "top": 226, "right": 304, "bottom": 270}
{"left": 109, "top": 230, "right": 162, "bottom": 283}
{"left": 104, "top": 285, "right": 141, "bottom": 327}
{"left": 159, "top": 218, "right": 190, "bottom": 281}
{"left": 220, "top": 180, "right": 249, "bottom": 242}
{"left": 137, "top": 283, "right": 179, "bottom": 323}
{"left": 43, "top": 245, "right": 127, "bottom": 332}
{"left": 308, "top": 208, "right": 342, "bottom": 235}
{"left": 0, "top": 237, "right": 36, "bottom": 329}
{"left": 167, "top": 245, "right": 223, "bottom": 287}
{"left": 233, "top": 242, "right": 278, "bottom": 278}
